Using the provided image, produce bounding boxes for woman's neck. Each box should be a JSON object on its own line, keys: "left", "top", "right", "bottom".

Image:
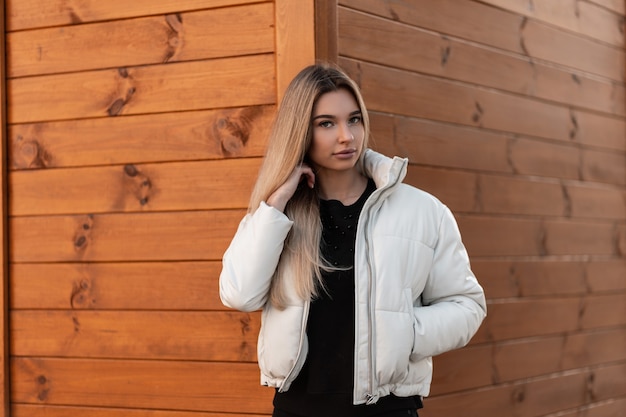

{"left": 315, "top": 168, "right": 368, "bottom": 205}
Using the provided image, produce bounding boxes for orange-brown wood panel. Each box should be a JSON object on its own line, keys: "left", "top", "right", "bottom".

{"left": 340, "top": 58, "right": 574, "bottom": 144}
{"left": 9, "top": 158, "right": 261, "bottom": 215}
{"left": 340, "top": 0, "right": 525, "bottom": 54}
{"left": 429, "top": 345, "right": 493, "bottom": 395}
{"left": 11, "top": 262, "right": 224, "bottom": 310}
{"left": 11, "top": 358, "right": 275, "bottom": 414}
{"left": 543, "top": 220, "right": 618, "bottom": 255}
{"left": 521, "top": 18, "right": 625, "bottom": 81}
{"left": 509, "top": 137, "right": 581, "bottom": 180}
{"left": 457, "top": 215, "right": 544, "bottom": 257}
{"left": 477, "top": 175, "right": 565, "bottom": 216}
{"left": 0, "top": 0, "right": 9, "bottom": 414}
{"left": 11, "top": 310, "right": 260, "bottom": 362}
{"left": 9, "top": 105, "right": 274, "bottom": 170}
{"left": 477, "top": 0, "right": 625, "bottom": 46}
{"left": 423, "top": 371, "right": 587, "bottom": 417}
{"left": 478, "top": 298, "right": 581, "bottom": 342}
{"left": 6, "top": 0, "right": 261, "bottom": 31}
{"left": 587, "top": 0, "right": 626, "bottom": 15}
{"left": 370, "top": 112, "right": 513, "bottom": 174}
{"left": 13, "top": 404, "right": 269, "bottom": 417}
{"left": 338, "top": 7, "right": 625, "bottom": 117}
{"left": 473, "top": 260, "right": 590, "bottom": 299}
{"left": 586, "top": 260, "right": 626, "bottom": 292}
{"left": 405, "top": 166, "right": 477, "bottom": 213}
{"left": 8, "top": 3, "right": 274, "bottom": 78}
{"left": 566, "top": 182, "right": 626, "bottom": 219}
{"left": 10, "top": 210, "right": 245, "bottom": 263}
{"left": 8, "top": 54, "right": 276, "bottom": 124}
{"left": 582, "top": 148, "right": 626, "bottom": 186}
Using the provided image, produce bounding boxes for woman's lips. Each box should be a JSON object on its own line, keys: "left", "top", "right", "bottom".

{"left": 333, "top": 149, "right": 357, "bottom": 159}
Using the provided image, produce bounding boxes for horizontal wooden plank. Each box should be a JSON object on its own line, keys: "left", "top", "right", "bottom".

{"left": 522, "top": 18, "right": 625, "bottom": 82}
{"left": 586, "top": 260, "right": 626, "bottom": 293}
{"left": 429, "top": 345, "right": 492, "bottom": 396}
{"left": 11, "top": 357, "right": 274, "bottom": 414}
{"left": 478, "top": 298, "right": 581, "bottom": 342}
{"left": 9, "top": 158, "right": 261, "bottom": 215}
{"left": 10, "top": 105, "right": 274, "bottom": 169}
{"left": 509, "top": 137, "right": 581, "bottom": 180}
{"left": 405, "top": 166, "right": 477, "bottom": 213}
{"left": 477, "top": 0, "right": 624, "bottom": 47}
{"left": 587, "top": 0, "right": 626, "bottom": 14}
{"left": 472, "top": 260, "right": 588, "bottom": 299}
{"left": 370, "top": 112, "right": 513, "bottom": 174}
{"left": 478, "top": 175, "right": 565, "bottom": 216}
{"left": 338, "top": 7, "right": 626, "bottom": 117}
{"left": 341, "top": 58, "right": 614, "bottom": 148}
{"left": 6, "top": 0, "right": 261, "bottom": 31}
{"left": 544, "top": 220, "right": 618, "bottom": 255}
{"left": 340, "top": 0, "right": 525, "bottom": 54}
{"left": 421, "top": 364, "right": 626, "bottom": 417}
{"left": 11, "top": 310, "right": 260, "bottom": 361}
{"left": 493, "top": 328, "right": 626, "bottom": 382}
{"left": 10, "top": 209, "right": 245, "bottom": 263}
{"left": 458, "top": 214, "right": 619, "bottom": 257}
{"left": 580, "top": 293, "right": 626, "bottom": 329}
{"left": 8, "top": 54, "right": 276, "bottom": 124}
{"left": 13, "top": 404, "right": 268, "bottom": 417}
{"left": 8, "top": 3, "right": 274, "bottom": 77}
{"left": 10, "top": 262, "right": 226, "bottom": 310}
{"left": 582, "top": 147, "right": 626, "bottom": 186}
{"left": 566, "top": 182, "right": 626, "bottom": 219}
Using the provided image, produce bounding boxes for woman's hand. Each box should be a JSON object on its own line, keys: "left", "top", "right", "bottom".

{"left": 266, "top": 164, "right": 315, "bottom": 212}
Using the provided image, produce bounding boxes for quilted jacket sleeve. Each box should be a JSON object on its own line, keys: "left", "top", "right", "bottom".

{"left": 410, "top": 205, "right": 487, "bottom": 362}
{"left": 219, "top": 202, "right": 294, "bottom": 312}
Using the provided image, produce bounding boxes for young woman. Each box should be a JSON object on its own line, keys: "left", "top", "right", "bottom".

{"left": 219, "top": 63, "right": 486, "bottom": 417}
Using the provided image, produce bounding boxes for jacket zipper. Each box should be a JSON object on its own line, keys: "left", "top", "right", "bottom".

{"left": 278, "top": 299, "right": 310, "bottom": 392}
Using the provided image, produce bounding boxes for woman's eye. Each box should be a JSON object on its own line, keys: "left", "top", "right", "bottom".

{"left": 318, "top": 120, "right": 333, "bottom": 128}
{"left": 349, "top": 116, "right": 362, "bottom": 124}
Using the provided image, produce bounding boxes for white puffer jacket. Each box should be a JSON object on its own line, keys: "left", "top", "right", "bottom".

{"left": 220, "top": 149, "right": 486, "bottom": 405}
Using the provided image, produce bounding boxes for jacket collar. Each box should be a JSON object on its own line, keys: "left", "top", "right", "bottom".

{"left": 361, "top": 149, "right": 408, "bottom": 191}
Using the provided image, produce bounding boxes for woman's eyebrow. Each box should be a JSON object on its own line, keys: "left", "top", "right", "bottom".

{"left": 312, "top": 110, "right": 361, "bottom": 121}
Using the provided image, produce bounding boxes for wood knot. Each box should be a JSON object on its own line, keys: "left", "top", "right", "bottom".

{"left": 36, "top": 374, "right": 50, "bottom": 402}
{"left": 123, "top": 165, "right": 153, "bottom": 207}
{"left": 471, "top": 101, "right": 484, "bottom": 124}
{"left": 17, "top": 139, "right": 51, "bottom": 169}
{"left": 512, "top": 386, "right": 525, "bottom": 404}
{"left": 214, "top": 107, "right": 261, "bottom": 156}
{"left": 73, "top": 215, "right": 94, "bottom": 254}
{"left": 71, "top": 278, "right": 95, "bottom": 308}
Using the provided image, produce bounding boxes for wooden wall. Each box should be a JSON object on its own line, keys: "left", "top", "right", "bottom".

{"left": 336, "top": 0, "right": 625, "bottom": 416}
{"left": 4, "top": 0, "right": 314, "bottom": 415}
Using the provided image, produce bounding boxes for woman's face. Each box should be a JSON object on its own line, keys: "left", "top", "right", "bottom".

{"left": 307, "top": 88, "right": 365, "bottom": 174}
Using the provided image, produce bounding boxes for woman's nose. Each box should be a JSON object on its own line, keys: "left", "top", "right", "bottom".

{"left": 338, "top": 123, "right": 354, "bottom": 142}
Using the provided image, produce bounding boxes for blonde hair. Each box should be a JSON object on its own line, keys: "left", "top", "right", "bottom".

{"left": 249, "top": 63, "right": 370, "bottom": 309}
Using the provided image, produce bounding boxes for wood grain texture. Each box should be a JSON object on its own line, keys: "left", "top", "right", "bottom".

{"left": 8, "top": 3, "right": 274, "bottom": 78}
{"left": 6, "top": 0, "right": 261, "bottom": 31}
{"left": 0, "top": 0, "right": 9, "bottom": 414}
{"left": 10, "top": 209, "right": 245, "bottom": 263}
{"left": 476, "top": 0, "right": 625, "bottom": 46}
{"left": 13, "top": 404, "right": 269, "bottom": 417}
{"left": 338, "top": 7, "right": 626, "bottom": 117}
{"left": 11, "top": 357, "right": 274, "bottom": 414}
{"left": 8, "top": 54, "right": 276, "bottom": 124}
{"left": 10, "top": 105, "right": 274, "bottom": 169}
{"left": 10, "top": 158, "right": 261, "bottom": 215}
{"left": 275, "top": 0, "right": 316, "bottom": 99}
{"left": 11, "top": 310, "right": 260, "bottom": 361}
{"left": 10, "top": 262, "right": 225, "bottom": 310}
{"left": 420, "top": 364, "right": 626, "bottom": 417}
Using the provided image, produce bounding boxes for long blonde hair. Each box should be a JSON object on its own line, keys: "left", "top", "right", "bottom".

{"left": 249, "top": 63, "right": 370, "bottom": 308}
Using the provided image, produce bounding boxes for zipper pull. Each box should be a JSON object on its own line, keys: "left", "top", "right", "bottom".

{"left": 365, "top": 394, "right": 379, "bottom": 405}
